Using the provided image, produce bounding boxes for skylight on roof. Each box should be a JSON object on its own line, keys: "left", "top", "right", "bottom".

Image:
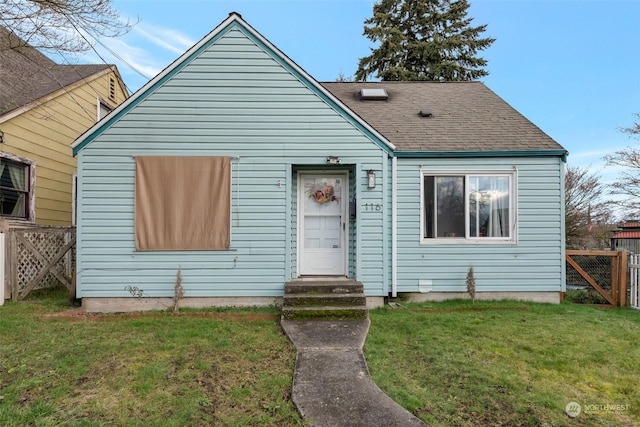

{"left": 359, "top": 88, "right": 388, "bottom": 100}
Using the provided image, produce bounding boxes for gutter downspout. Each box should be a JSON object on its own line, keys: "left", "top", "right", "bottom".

{"left": 391, "top": 156, "right": 398, "bottom": 298}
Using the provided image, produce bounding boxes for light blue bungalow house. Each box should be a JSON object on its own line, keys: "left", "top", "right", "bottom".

{"left": 72, "top": 13, "right": 567, "bottom": 312}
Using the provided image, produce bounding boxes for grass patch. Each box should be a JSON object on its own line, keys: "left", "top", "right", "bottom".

{"left": 2, "top": 294, "right": 638, "bottom": 426}
{"left": 365, "top": 300, "right": 640, "bottom": 426}
{"left": 0, "top": 294, "right": 302, "bottom": 426}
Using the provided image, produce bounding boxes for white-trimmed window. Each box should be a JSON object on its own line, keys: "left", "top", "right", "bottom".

{"left": 0, "top": 155, "right": 35, "bottom": 220}
{"left": 97, "top": 97, "right": 114, "bottom": 121}
{"left": 421, "top": 171, "right": 516, "bottom": 242}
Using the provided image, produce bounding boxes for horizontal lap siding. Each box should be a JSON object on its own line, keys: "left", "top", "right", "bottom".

{"left": 360, "top": 189, "right": 387, "bottom": 294}
{"left": 4, "top": 71, "right": 125, "bottom": 225}
{"left": 395, "top": 157, "right": 564, "bottom": 293}
{"left": 77, "top": 28, "right": 386, "bottom": 298}
{"left": 79, "top": 159, "right": 290, "bottom": 297}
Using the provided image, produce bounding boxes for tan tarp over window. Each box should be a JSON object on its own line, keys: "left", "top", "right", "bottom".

{"left": 135, "top": 156, "right": 230, "bottom": 250}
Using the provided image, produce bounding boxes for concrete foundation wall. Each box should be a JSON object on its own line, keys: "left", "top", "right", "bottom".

{"left": 82, "top": 293, "right": 554, "bottom": 313}
{"left": 83, "top": 296, "right": 387, "bottom": 313}
{"left": 83, "top": 296, "right": 282, "bottom": 313}
{"left": 402, "top": 291, "right": 561, "bottom": 304}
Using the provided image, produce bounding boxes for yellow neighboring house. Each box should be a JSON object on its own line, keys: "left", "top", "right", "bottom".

{"left": 0, "top": 27, "right": 128, "bottom": 226}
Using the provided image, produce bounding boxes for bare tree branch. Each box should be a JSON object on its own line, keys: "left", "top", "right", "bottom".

{"left": 565, "top": 165, "right": 613, "bottom": 249}
{"left": 0, "top": 0, "right": 133, "bottom": 54}
{"left": 620, "top": 112, "right": 640, "bottom": 136}
{"left": 605, "top": 113, "right": 640, "bottom": 216}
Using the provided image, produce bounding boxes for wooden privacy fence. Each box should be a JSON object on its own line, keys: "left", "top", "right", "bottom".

{"left": 630, "top": 253, "right": 640, "bottom": 309}
{"left": 565, "top": 250, "right": 628, "bottom": 306}
{"left": 3, "top": 227, "right": 75, "bottom": 301}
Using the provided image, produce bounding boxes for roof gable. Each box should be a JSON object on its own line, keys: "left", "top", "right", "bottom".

{"left": 72, "top": 13, "right": 393, "bottom": 156}
{"left": 0, "top": 26, "right": 113, "bottom": 117}
{"left": 321, "top": 81, "right": 567, "bottom": 157}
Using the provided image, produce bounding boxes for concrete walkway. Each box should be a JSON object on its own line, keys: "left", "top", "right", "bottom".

{"left": 281, "top": 319, "right": 427, "bottom": 427}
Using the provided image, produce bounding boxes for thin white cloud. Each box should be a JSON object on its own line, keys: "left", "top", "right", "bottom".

{"left": 133, "top": 23, "right": 196, "bottom": 55}
{"left": 569, "top": 148, "right": 620, "bottom": 160}
{"left": 76, "top": 14, "right": 197, "bottom": 85}
{"left": 564, "top": 158, "right": 627, "bottom": 186}
{"left": 566, "top": 145, "right": 634, "bottom": 170}
{"left": 104, "top": 37, "right": 163, "bottom": 78}
{"left": 80, "top": 39, "right": 156, "bottom": 77}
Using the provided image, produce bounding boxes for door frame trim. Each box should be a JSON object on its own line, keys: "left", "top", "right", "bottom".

{"left": 296, "top": 171, "right": 349, "bottom": 276}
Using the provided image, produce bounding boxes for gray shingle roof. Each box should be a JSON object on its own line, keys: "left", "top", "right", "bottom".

{"left": 0, "top": 26, "right": 111, "bottom": 116}
{"left": 321, "top": 81, "right": 565, "bottom": 154}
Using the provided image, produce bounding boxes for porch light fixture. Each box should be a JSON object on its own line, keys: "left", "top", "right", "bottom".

{"left": 326, "top": 156, "right": 341, "bottom": 165}
{"left": 0, "top": 130, "right": 4, "bottom": 143}
{"left": 367, "top": 169, "right": 376, "bottom": 189}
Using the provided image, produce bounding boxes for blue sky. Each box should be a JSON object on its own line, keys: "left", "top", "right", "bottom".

{"left": 84, "top": 0, "right": 639, "bottom": 186}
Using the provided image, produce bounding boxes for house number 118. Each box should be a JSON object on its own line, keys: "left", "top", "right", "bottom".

{"left": 364, "top": 203, "right": 382, "bottom": 211}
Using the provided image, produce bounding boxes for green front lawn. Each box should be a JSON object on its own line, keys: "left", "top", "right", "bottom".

{"left": 366, "top": 300, "right": 640, "bottom": 426}
{"left": 1, "top": 292, "right": 638, "bottom": 426}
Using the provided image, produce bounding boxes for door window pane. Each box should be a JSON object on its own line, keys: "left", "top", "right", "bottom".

{"left": 303, "top": 177, "right": 342, "bottom": 249}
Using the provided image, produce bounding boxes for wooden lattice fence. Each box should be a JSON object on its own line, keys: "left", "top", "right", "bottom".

{"left": 4, "top": 227, "right": 75, "bottom": 301}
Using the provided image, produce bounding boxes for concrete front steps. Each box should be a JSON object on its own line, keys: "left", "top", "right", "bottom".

{"left": 282, "top": 278, "right": 368, "bottom": 320}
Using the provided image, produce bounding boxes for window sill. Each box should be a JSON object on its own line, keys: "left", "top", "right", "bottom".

{"left": 133, "top": 247, "right": 238, "bottom": 253}
{"left": 420, "top": 238, "right": 516, "bottom": 245}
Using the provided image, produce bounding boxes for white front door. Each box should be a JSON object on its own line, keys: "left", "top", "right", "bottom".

{"left": 299, "top": 173, "right": 347, "bottom": 276}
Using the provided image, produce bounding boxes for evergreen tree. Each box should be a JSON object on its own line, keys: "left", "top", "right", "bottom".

{"left": 355, "top": 0, "right": 495, "bottom": 81}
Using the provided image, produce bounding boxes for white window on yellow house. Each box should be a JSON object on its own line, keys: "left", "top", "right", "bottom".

{"left": 97, "top": 98, "right": 114, "bottom": 121}
{"left": 0, "top": 156, "right": 33, "bottom": 220}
